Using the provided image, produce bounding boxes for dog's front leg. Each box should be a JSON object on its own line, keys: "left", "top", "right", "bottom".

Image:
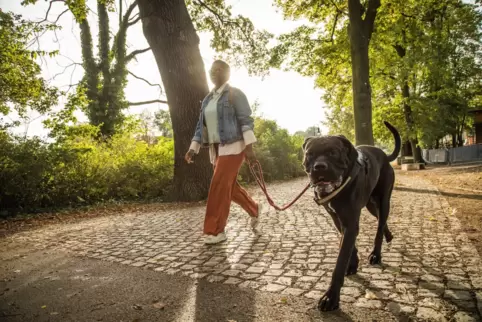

{"left": 318, "top": 216, "right": 359, "bottom": 312}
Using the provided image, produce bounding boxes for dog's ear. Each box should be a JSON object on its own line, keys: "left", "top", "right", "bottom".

{"left": 336, "top": 135, "right": 357, "bottom": 165}
{"left": 302, "top": 137, "right": 314, "bottom": 151}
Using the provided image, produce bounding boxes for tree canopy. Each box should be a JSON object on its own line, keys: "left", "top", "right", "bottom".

{"left": 0, "top": 10, "right": 59, "bottom": 127}
{"left": 269, "top": 0, "right": 482, "bottom": 150}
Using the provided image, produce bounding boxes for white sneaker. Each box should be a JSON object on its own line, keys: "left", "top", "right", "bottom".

{"left": 250, "top": 203, "right": 263, "bottom": 230}
{"left": 204, "top": 232, "right": 227, "bottom": 245}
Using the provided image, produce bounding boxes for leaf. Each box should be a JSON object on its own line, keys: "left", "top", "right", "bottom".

{"left": 41, "top": 305, "right": 47, "bottom": 309}
{"left": 152, "top": 302, "right": 165, "bottom": 310}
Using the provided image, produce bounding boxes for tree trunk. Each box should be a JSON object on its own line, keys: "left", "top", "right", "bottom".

{"left": 349, "top": 30, "right": 374, "bottom": 146}
{"left": 138, "top": 0, "right": 212, "bottom": 201}
{"left": 347, "top": 0, "right": 380, "bottom": 146}
{"left": 401, "top": 82, "right": 422, "bottom": 163}
{"left": 451, "top": 133, "right": 457, "bottom": 148}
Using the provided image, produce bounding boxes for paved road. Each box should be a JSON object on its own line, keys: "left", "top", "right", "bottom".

{"left": 1, "top": 176, "right": 481, "bottom": 321}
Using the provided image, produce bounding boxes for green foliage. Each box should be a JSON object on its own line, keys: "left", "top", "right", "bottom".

{"left": 238, "top": 117, "right": 306, "bottom": 183}
{"left": 271, "top": 0, "right": 482, "bottom": 149}
{"left": 187, "top": 0, "right": 273, "bottom": 76}
{"left": 370, "top": 0, "right": 482, "bottom": 148}
{"left": 1, "top": 109, "right": 307, "bottom": 213}
{"left": 0, "top": 129, "right": 174, "bottom": 213}
{"left": 154, "top": 109, "right": 173, "bottom": 138}
{"left": 0, "top": 11, "right": 60, "bottom": 121}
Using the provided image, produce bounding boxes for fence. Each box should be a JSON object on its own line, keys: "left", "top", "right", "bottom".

{"left": 422, "top": 144, "right": 482, "bottom": 164}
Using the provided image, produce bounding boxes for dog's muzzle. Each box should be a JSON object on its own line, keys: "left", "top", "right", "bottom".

{"left": 312, "top": 175, "right": 343, "bottom": 196}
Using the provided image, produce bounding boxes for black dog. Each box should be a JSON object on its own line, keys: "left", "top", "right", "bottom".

{"left": 302, "top": 121, "right": 401, "bottom": 311}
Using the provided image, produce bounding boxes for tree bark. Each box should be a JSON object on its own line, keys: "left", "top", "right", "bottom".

{"left": 347, "top": 0, "right": 380, "bottom": 146}
{"left": 401, "top": 82, "right": 422, "bottom": 163}
{"left": 451, "top": 133, "right": 457, "bottom": 148}
{"left": 138, "top": 0, "right": 212, "bottom": 201}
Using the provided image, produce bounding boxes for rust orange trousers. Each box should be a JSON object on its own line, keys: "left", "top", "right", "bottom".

{"left": 203, "top": 152, "right": 258, "bottom": 236}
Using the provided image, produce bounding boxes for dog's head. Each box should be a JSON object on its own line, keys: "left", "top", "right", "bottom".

{"left": 302, "top": 135, "right": 358, "bottom": 196}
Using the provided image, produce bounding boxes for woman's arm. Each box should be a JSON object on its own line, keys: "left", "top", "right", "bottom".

{"left": 231, "top": 88, "right": 257, "bottom": 161}
{"left": 231, "top": 88, "right": 254, "bottom": 133}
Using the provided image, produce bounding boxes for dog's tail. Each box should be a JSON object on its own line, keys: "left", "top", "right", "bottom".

{"left": 384, "top": 121, "right": 401, "bottom": 162}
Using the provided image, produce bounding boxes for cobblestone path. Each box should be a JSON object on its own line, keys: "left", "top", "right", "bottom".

{"left": 3, "top": 175, "right": 482, "bottom": 321}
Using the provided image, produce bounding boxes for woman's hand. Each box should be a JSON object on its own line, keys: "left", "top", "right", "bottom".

{"left": 245, "top": 144, "right": 256, "bottom": 164}
{"left": 185, "top": 149, "right": 195, "bottom": 164}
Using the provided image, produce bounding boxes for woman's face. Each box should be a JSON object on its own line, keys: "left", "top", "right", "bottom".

{"left": 210, "top": 62, "right": 229, "bottom": 86}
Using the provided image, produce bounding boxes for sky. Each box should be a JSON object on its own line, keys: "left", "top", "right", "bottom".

{"left": 1, "top": 0, "right": 328, "bottom": 138}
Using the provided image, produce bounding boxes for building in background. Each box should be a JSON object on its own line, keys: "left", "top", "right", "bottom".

{"left": 468, "top": 109, "right": 482, "bottom": 145}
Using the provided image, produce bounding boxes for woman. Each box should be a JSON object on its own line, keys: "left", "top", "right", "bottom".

{"left": 185, "top": 60, "right": 263, "bottom": 245}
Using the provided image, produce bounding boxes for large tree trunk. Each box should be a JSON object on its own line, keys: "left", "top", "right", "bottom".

{"left": 347, "top": 0, "right": 380, "bottom": 146}
{"left": 349, "top": 31, "right": 374, "bottom": 146}
{"left": 138, "top": 0, "right": 212, "bottom": 201}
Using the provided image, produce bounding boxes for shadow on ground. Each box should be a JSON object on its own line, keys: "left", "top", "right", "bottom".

{"left": 394, "top": 186, "right": 482, "bottom": 201}
{"left": 0, "top": 250, "right": 399, "bottom": 322}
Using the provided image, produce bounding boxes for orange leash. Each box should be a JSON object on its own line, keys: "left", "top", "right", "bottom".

{"left": 248, "top": 160, "right": 311, "bottom": 211}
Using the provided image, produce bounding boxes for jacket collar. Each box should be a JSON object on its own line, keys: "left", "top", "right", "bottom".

{"left": 212, "top": 82, "right": 230, "bottom": 95}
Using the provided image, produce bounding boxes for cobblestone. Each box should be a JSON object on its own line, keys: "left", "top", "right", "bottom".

{"left": 3, "top": 176, "right": 481, "bottom": 321}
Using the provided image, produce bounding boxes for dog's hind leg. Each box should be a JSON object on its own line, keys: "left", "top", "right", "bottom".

{"left": 368, "top": 194, "right": 391, "bottom": 265}
{"left": 366, "top": 197, "right": 393, "bottom": 243}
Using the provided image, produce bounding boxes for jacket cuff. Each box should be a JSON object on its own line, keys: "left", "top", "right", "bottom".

{"left": 243, "top": 130, "right": 257, "bottom": 146}
{"left": 189, "top": 141, "right": 201, "bottom": 154}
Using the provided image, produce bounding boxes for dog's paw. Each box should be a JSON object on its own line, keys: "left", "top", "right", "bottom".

{"left": 317, "top": 287, "right": 340, "bottom": 312}
{"left": 385, "top": 231, "right": 394, "bottom": 243}
{"left": 368, "top": 251, "right": 382, "bottom": 265}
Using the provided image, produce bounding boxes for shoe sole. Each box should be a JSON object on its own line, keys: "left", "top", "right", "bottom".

{"left": 204, "top": 237, "right": 227, "bottom": 245}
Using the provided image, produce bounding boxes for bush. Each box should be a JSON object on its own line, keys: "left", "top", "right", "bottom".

{"left": 239, "top": 117, "right": 306, "bottom": 183}
{"left": 0, "top": 129, "right": 173, "bottom": 212}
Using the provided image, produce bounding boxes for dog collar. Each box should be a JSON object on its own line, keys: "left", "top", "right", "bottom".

{"left": 312, "top": 151, "right": 364, "bottom": 206}
{"left": 312, "top": 176, "right": 352, "bottom": 205}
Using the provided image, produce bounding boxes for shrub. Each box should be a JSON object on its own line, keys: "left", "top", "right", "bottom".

{"left": 0, "top": 129, "right": 173, "bottom": 213}
{"left": 0, "top": 116, "right": 306, "bottom": 214}
{"left": 239, "top": 117, "right": 306, "bottom": 183}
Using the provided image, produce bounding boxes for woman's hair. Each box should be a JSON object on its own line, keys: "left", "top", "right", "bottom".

{"left": 212, "top": 59, "right": 230, "bottom": 72}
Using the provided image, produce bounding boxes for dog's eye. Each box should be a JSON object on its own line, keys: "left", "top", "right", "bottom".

{"left": 329, "top": 150, "right": 338, "bottom": 157}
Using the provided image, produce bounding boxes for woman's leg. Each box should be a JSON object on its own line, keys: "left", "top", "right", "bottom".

{"left": 232, "top": 181, "right": 258, "bottom": 217}
{"left": 203, "top": 152, "right": 246, "bottom": 235}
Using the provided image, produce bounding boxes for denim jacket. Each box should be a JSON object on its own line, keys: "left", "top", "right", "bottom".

{"left": 192, "top": 84, "right": 254, "bottom": 146}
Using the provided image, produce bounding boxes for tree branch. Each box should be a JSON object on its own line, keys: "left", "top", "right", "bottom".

{"left": 111, "top": 1, "right": 138, "bottom": 58}
{"left": 374, "top": 71, "right": 397, "bottom": 80}
{"left": 128, "top": 71, "right": 163, "bottom": 93}
{"left": 128, "top": 16, "right": 141, "bottom": 26}
{"left": 38, "top": 0, "right": 66, "bottom": 24}
{"left": 401, "top": 12, "right": 416, "bottom": 19}
{"left": 364, "top": 0, "right": 381, "bottom": 39}
{"left": 347, "top": 0, "right": 363, "bottom": 25}
{"left": 129, "top": 12, "right": 139, "bottom": 22}
{"left": 194, "top": 0, "right": 257, "bottom": 50}
{"left": 50, "top": 62, "right": 82, "bottom": 81}
{"left": 329, "top": 0, "right": 347, "bottom": 15}
{"left": 53, "top": 8, "right": 69, "bottom": 24}
{"left": 325, "top": 11, "right": 341, "bottom": 42}
{"left": 128, "top": 100, "right": 168, "bottom": 106}
{"left": 393, "top": 44, "right": 406, "bottom": 57}
{"left": 126, "top": 47, "right": 151, "bottom": 62}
